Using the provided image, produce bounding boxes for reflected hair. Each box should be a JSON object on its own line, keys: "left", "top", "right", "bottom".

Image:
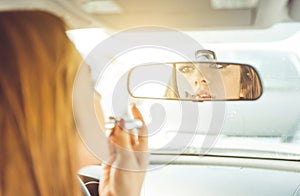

{"left": 240, "top": 66, "right": 262, "bottom": 99}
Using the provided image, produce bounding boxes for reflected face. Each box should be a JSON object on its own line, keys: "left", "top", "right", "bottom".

{"left": 175, "top": 63, "right": 241, "bottom": 100}
{"left": 176, "top": 63, "right": 213, "bottom": 99}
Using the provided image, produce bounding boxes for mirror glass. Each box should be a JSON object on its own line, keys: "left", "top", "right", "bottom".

{"left": 128, "top": 62, "right": 262, "bottom": 101}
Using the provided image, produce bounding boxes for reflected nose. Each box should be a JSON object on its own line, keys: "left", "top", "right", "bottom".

{"left": 194, "top": 79, "right": 207, "bottom": 86}
{"left": 193, "top": 78, "right": 208, "bottom": 87}
{"left": 192, "top": 70, "right": 209, "bottom": 90}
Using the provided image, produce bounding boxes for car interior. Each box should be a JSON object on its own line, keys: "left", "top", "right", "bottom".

{"left": 2, "top": 0, "right": 300, "bottom": 195}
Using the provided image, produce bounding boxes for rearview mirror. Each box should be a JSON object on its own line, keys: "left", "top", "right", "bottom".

{"left": 128, "top": 62, "right": 262, "bottom": 101}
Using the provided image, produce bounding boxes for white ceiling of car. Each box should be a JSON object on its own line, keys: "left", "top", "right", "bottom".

{"left": 0, "top": 0, "right": 298, "bottom": 31}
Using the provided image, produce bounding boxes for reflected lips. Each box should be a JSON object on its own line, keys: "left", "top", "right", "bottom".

{"left": 185, "top": 89, "right": 214, "bottom": 99}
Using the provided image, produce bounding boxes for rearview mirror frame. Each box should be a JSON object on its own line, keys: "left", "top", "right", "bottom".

{"left": 127, "top": 61, "right": 263, "bottom": 102}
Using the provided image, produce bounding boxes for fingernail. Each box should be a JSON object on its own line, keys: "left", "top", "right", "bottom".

{"left": 118, "top": 118, "right": 125, "bottom": 129}
{"left": 108, "top": 116, "right": 115, "bottom": 120}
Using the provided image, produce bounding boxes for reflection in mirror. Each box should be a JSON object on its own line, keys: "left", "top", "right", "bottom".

{"left": 128, "top": 62, "right": 262, "bottom": 101}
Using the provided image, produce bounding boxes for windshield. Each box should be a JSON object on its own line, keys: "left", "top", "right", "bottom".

{"left": 68, "top": 22, "right": 300, "bottom": 161}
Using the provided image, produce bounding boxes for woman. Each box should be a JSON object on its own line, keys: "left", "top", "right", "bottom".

{"left": 0, "top": 10, "right": 147, "bottom": 195}
{"left": 165, "top": 63, "right": 262, "bottom": 100}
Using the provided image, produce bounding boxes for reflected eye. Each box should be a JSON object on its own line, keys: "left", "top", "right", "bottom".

{"left": 178, "top": 65, "right": 195, "bottom": 73}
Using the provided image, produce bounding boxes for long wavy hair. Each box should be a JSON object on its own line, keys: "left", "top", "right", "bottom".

{"left": 0, "top": 10, "right": 81, "bottom": 195}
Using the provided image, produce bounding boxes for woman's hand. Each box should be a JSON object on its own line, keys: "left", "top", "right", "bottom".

{"left": 99, "top": 104, "right": 148, "bottom": 196}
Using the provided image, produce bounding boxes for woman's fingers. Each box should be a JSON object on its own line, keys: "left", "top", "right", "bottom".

{"left": 131, "top": 104, "right": 145, "bottom": 124}
{"left": 110, "top": 119, "right": 133, "bottom": 150}
{"left": 106, "top": 105, "right": 148, "bottom": 161}
{"left": 131, "top": 104, "right": 148, "bottom": 151}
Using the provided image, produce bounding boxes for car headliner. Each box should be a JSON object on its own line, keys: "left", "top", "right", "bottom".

{"left": 1, "top": 0, "right": 300, "bottom": 31}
